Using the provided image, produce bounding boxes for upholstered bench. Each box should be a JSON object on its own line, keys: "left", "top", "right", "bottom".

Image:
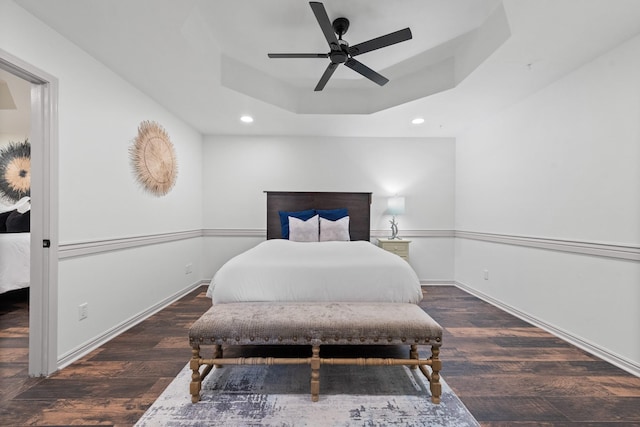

{"left": 188, "top": 302, "right": 443, "bottom": 403}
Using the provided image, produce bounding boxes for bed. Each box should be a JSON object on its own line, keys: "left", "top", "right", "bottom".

{"left": 208, "top": 240, "right": 422, "bottom": 304}
{"left": 190, "top": 191, "right": 443, "bottom": 403}
{"left": 0, "top": 206, "right": 31, "bottom": 294}
{"left": 207, "top": 191, "right": 422, "bottom": 304}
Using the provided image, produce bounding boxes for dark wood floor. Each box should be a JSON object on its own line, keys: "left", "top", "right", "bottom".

{"left": 422, "top": 287, "right": 640, "bottom": 426}
{"left": 1, "top": 285, "right": 639, "bottom": 426}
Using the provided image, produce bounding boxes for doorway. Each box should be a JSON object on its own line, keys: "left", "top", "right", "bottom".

{"left": 0, "top": 49, "right": 58, "bottom": 376}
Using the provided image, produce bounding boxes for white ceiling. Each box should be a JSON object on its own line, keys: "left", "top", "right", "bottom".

{"left": 12, "top": 0, "right": 640, "bottom": 137}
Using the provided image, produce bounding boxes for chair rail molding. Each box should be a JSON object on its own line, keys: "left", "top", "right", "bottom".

{"left": 371, "top": 229, "right": 455, "bottom": 238}
{"left": 456, "top": 230, "right": 639, "bottom": 261}
{"left": 58, "top": 229, "right": 638, "bottom": 262}
{"left": 58, "top": 230, "right": 202, "bottom": 259}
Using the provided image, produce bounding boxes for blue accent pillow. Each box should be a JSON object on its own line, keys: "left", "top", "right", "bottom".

{"left": 316, "top": 208, "right": 348, "bottom": 221}
{"left": 278, "top": 209, "right": 316, "bottom": 239}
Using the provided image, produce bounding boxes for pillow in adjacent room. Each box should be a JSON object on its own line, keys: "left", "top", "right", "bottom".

{"left": 278, "top": 209, "right": 316, "bottom": 239}
{"left": 0, "top": 209, "right": 15, "bottom": 233}
{"left": 6, "top": 209, "right": 30, "bottom": 233}
{"left": 289, "top": 214, "right": 319, "bottom": 242}
{"left": 319, "top": 215, "right": 350, "bottom": 241}
{"left": 316, "top": 207, "right": 348, "bottom": 221}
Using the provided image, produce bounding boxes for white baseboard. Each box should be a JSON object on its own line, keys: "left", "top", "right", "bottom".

{"left": 56, "top": 280, "right": 206, "bottom": 370}
{"left": 421, "top": 280, "right": 456, "bottom": 286}
{"left": 454, "top": 281, "right": 640, "bottom": 378}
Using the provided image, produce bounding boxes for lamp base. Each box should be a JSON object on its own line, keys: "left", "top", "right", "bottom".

{"left": 389, "top": 216, "right": 402, "bottom": 240}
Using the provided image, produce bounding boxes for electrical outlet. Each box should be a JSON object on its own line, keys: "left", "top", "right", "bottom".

{"left": 483, "top": 269, "right": 489, "bottom": 280}
{"left": 78, "top": 303, "right": 88, "bottom": 321}
{"left": 185, "top": 263, "right": 193, "bottom": 274}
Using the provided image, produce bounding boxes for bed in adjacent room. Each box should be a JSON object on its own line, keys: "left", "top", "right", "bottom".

{"left": 0, "top": 232, "right": 30, "bottom": 294}
{"left": 0, "top": 202, "right": 31, "bottom": 294}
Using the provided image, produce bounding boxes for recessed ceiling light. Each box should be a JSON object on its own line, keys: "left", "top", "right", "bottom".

{"left": 411, "top": 117, "right": 424, "bottom": 125}
{"left": 240, "top": 115, "right": 254, "bottom": 123}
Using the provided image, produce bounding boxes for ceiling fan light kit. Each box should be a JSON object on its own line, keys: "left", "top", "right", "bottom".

{"left": 268, "top": 1, "right": 412, "bottom": 91}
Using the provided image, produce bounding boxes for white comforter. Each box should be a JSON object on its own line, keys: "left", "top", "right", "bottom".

{"left": 207, "top": 239, "right": 422, "bottom": 304}
{"left": 0, "top": 233, "right": 30, "bottom": 294}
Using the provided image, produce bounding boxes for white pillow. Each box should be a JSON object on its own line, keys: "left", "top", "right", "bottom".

{"left": 319, "top": 216, "right": 350, "bottom": 241}
{"left": 289, "top": 215, "right": 319, "bottom": 242}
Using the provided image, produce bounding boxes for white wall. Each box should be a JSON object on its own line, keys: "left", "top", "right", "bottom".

{"left": 0, "top": 135, "right": 28, "bottom": 146}
{"left": 0, "top": 66, "right": 31, "bottom": 147}
{"left": 1, "top": 1, "right": 204, "bottom": 360}
{"left": 455, "top": 34, "right": 640, "bottom": 370}
{"left": 201, "top": 135, "right": 455, "bottom": 282}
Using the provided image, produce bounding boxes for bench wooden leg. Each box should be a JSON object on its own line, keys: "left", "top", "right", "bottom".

{"left": 409, "top": 344, "right": 418, "bottom": 369}
{"left": 310, "top": 345, "right": 320, "bottom": 402}
{"left": 190, "top": 345, "right": 202, "bottom": 403}
{"left": 213, "top": 344, "right": 223, "bottom": 368}
{"left": 430, "top": 345, "right": 442, "bottom": 404}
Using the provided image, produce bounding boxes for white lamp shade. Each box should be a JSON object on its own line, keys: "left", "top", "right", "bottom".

{"left": 387, "top": 196, "right": 405, "bottom": 215}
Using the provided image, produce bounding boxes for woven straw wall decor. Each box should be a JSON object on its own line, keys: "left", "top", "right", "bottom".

{"left": 0, "top": 139, "right": 31, "bottom": 203}
{"left": 130, "top": 121, "right": 178, "bottom": 196}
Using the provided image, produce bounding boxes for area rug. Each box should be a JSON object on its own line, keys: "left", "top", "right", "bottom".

{"left": 136, "top": 352, "right": 479, "bottom": 426}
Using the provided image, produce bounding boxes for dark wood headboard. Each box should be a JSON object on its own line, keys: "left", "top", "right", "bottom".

{"left": 265, "top": 191, "right": 372, "bottom": 241}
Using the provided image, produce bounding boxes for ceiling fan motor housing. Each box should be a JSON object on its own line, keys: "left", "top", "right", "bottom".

{"left": 329, "top": 17, "right": 350, "bottom": 63}
{"left": 330, "top": 50, "right": 348, "bottom": 64}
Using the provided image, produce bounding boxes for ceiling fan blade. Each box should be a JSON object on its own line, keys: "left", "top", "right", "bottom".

{"left": 344, "top": 58, "right": 389, "bottom": 86}
{"left": 348, "top": 28, "right": 412, "bottom": 57}
{"left": 310, "top": 2, "right": 339, "bottom": 49}
{"left": 314, "top": 62, "right": 339, "bottom": 91}
{"left": 268, "top": 53, "right": 329, "bottom": 59}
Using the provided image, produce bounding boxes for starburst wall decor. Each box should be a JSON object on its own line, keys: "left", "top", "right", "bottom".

{"left": 129, "top": 120, "right": 178, "bottom": 196}
{"left": 0, "top": 139, "right": 31, "bottom": 203}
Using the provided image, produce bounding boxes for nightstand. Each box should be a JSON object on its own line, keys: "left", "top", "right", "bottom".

{"left": 377, "top": 238, "right": 411, "bottom": 262}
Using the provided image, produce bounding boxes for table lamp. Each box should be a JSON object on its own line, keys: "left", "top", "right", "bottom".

{"left": 387, "top": 196, "right": 405, "bottom": 240}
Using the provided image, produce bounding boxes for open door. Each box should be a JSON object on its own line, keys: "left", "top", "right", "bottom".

{"left": 0, "top": 49, "right": 59, "bottom": 376}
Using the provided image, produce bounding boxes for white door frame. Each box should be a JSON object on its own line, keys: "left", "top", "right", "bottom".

{"left": 0, "top": 49, "right": 59, "bottom": 376}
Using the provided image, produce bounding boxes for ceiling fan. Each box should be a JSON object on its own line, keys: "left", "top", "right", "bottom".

{"left": 267, "top": 1, "right": 412, "bottom": 91}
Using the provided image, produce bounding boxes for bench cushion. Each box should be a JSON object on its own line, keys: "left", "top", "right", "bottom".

{"left": 189, "top": 302, "right": 442, "bottom": 346}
